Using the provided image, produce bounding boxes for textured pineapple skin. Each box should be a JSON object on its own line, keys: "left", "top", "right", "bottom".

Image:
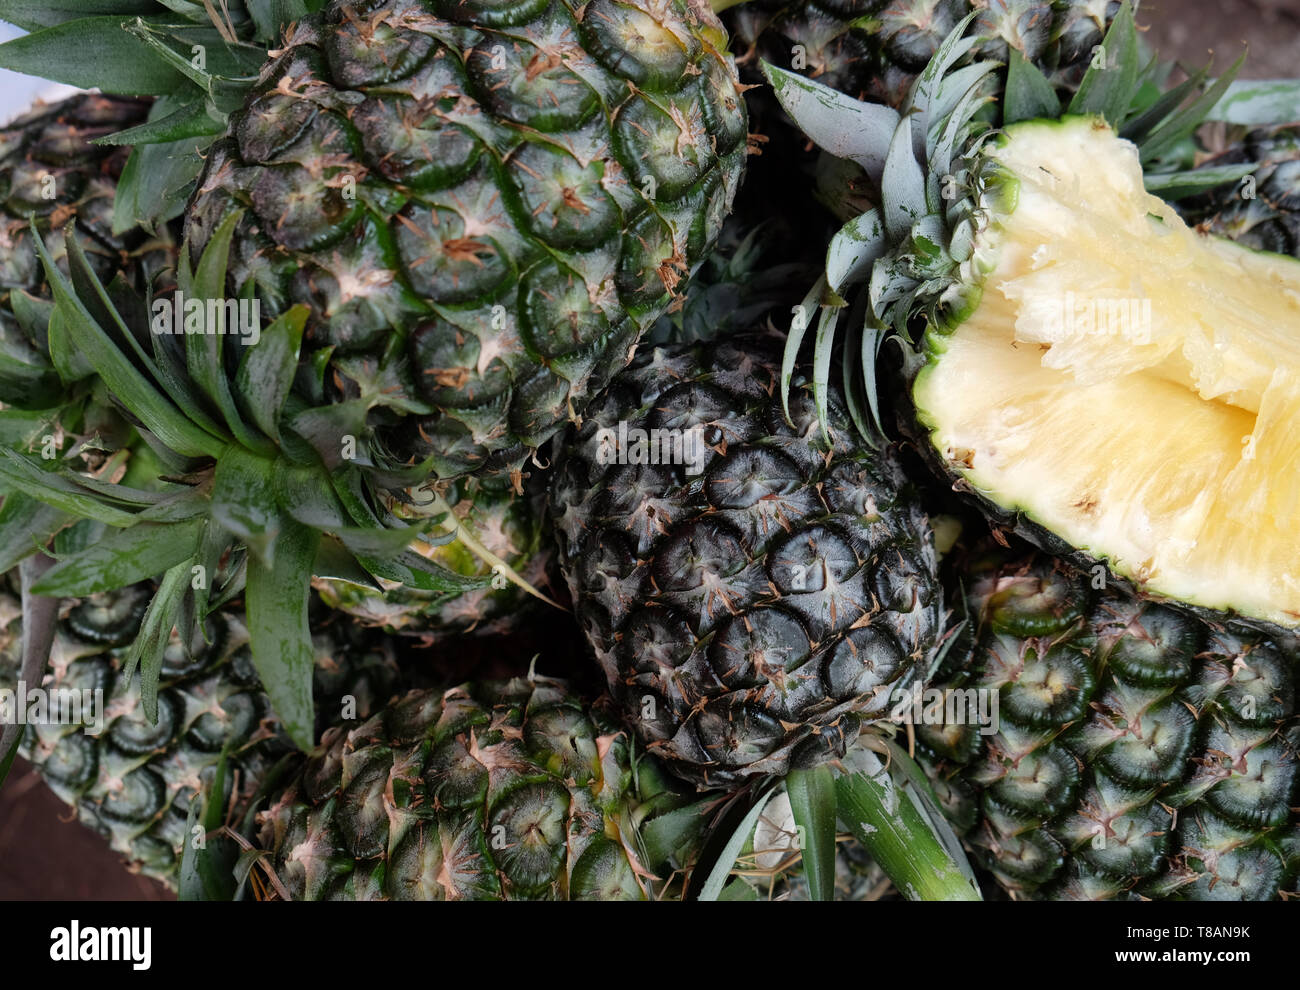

{"left": 550, "top": 335, "right": 943, "bottom": 786}
{"left": 0, "top": 587, "right": 403, "bottom": 886}
{"left": 256, "top": 675, "right": 701, "bottom": 900}
{"left": 1183, "top": 124, "right": 1300, "bottom": 258}
{"left": 0, "top": 93, "right": 174, "bottom": 410}
{"left": 184, "top": 0, "right": 748, "bottom": 482}
{"left": 917, "top": 546, "right": 1300, "bottom": 901}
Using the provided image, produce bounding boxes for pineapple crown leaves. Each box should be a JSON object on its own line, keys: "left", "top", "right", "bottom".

{"left": 0, "top": 217, "right": 509, "bottom": 751}
{"left": 763, "top": 0, "right": 1249, "bottom": 444}
{"left": 0, "top": 1, "right": 308, "bottom": 89}
{"left": 0, "top": 553, "right": 59, "bottom": 790}
{"left": 695, "top": 747, "right": 982, "bottom": 902}
{"left": 1206, "top": 78, "right": 1300, "bottom": 128}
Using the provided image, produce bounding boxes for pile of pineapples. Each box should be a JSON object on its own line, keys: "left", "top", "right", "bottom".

{"left": 0, "top": 0, "right": 1297, "bottom": 901}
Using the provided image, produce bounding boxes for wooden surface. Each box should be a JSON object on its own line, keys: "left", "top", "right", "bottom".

{"left": 0, "top": 760, "right": 170, "bottom": 900}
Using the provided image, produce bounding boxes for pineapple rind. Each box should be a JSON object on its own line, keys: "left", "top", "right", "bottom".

{"left": 255, "top": 675, "right": 703, "bottom": 900}
{"left": 917, "top": 547, "right": 1299, "bottom": 901}
{"left": 550, "top": 334, "right": 943, "bottom": 786}
{"left": 0, "top": 587, "right": 403, "bottom": 887}
{"left": 184, "top": 0, "right": 748, "bottom": 483}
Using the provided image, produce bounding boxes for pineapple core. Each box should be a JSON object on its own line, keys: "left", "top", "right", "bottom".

{"left": 915, "top": 118, "right": 1300, "bottom": 626}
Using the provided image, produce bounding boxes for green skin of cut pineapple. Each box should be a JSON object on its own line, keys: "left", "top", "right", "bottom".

{"left": 760, "top": 1, "right": 1300, "bottom": 633}
{"left": 916, "top": 548, "right": 1299, "bottom": 901}
{"left": 0, "top": 586, "right": 402, "bottom": 886}
{"left": 183, "top": 0, "right": 749, "bottom": 483}
{"left": 254, "top": 674, "right": 708, "bottom": 900}
{"left": 550, "top": 334, "right": 943, "bottom": 787}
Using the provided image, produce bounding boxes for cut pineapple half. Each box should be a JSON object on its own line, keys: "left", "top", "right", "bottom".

{"left": 914, "top": 118, "right": 1300, "bottom": 627}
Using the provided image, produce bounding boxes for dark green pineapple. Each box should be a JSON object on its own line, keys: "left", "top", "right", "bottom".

{"left": 549, "top": 334, "right": 944, "bottom": 786}
{"left": 0, "top": 92, "right": 174, "bottom": 411}
{"left": 0, "top": 585, "right": 403, "bottom": 886}
{"left": 252, "top": 674, "right": 712, "bottom": 900}
{"left": 1183, "top": 124, "right": 1300, "bottom": 257}
{"left": 916, "top": 545, "right": 1300, "bottom": 900}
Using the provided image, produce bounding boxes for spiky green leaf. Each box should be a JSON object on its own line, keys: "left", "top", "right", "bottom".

{"left": 911, "top": 11, "right": 982, "bottom": 157}
{"left": 0, "top": 407, "right": 58, "bottom": 448}
{"left": 1138, "top": 53, "right": 1246, "bottom": 166}
{"left": 112, "top": 134, "right": 207, "bottom": 233}
{"left": 244, "top": 517, "right": 316, "bottom": 751}
{"left": 1208, "top": 78, "right": 1300, "bottom": 125}
{"left": 811, "top": 304, "right": 839, "bottom": 438}
{"left": 236, "top": 305, "right": 308, "bottom": 443}
{"left": 1120, "top": 66, "right": 1209, "bottom": 145}
{"left": 37, "top": 225, "right": 223, "bottom": 458}
{"left": 781, "top": 277, "right": 826, "bottom": 426}
{"left": 786, "top": 767, "right": 837, "bottom": 902}
{"left": 1067, "top": 0, "right": 1140, "bottom": 126}
{"left": 834, "top": 752, "right": 981, "bottom": 901}
{"left": 121, "top": 561, "right": 190, "bottom": 721}
{"left": 0, "top": 16, "right": 187, "bottom": 93}
{"left": 97, "top": 96, "right": 226, "bottom": 147}
{"left": 0, "top": 0, "right": 156, "bottom": 30}
{"left": 210, "top": 444, "right": 280, "bottom": 567}
{"left": 351, "top": 544, "right": 489, "bottom": 595}
{"left": 31, "top": 519, "right": 202, "bottom": 597}
{"left": 825, "top": 209, "right": 887, "bottom": 296}
{"left": 182, "top": 210, "right": 272, "bottom": 454}
{"left": 1004, "top": 48, "right": 1060, "bottom": 125}
{"left": 0, "top": 449, "right": 141, "bottom": 526}
{"left": 177, "top": 748, "right": 240, "bottom": 900}
{"left": 881, "top": 117, "right": 926, "bottom": 241}
{"left": 698, "top": 788, "right": 776, "bottom": 902}
{"left": 762, "top": 61, "right": 901, "bottom": 185}
{"left": 1145, "top": 163, "right": 1258, "bottom": 201}
{"left": 0, "top": 554, "right": 59, "bottom": 792}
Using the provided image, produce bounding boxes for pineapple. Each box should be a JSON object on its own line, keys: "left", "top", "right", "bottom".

{"left": 0, "top": 93, "right": 173, "bottom": 412}
{"left": 0, "top": 0, "right": 752, "bottom": 738}
{"left": 0, "top": 585, "right": 403, "bottom": 886}
{"left": 179, "top": 0, "right": 749, "bottom": 482}
{"left": 250, "top": 673, "right": 712, "bottom": 900}
{"left": 4, "top": 0, "right": 749, "bottom": 478}
{"left": 546, "top": 333, "right": 979, "bottom": 900}
{"left": 549, "top": 333, "right": 943, "bottom": 786}
{"left": 1183, "top": 124, "right": 1300, "bottom": 257}
{"left": 644, "top": 104, "right": 833, "bottom": 345}
{"left": 726, "top": 0, "right": 1123, "bottom": 108}
{"left": 726, "top": 0, "right": 877, "bottom": 98}
{"left": 916, "top": 541, "right": 1299, "bottom": 900}
{"left": 768, "top": 3, "right": 1300, "bottom": 631}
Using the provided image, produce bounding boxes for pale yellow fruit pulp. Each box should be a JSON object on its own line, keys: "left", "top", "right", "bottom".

{"left": 915, "top": 118, "right": 1300, "bottom": 625}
